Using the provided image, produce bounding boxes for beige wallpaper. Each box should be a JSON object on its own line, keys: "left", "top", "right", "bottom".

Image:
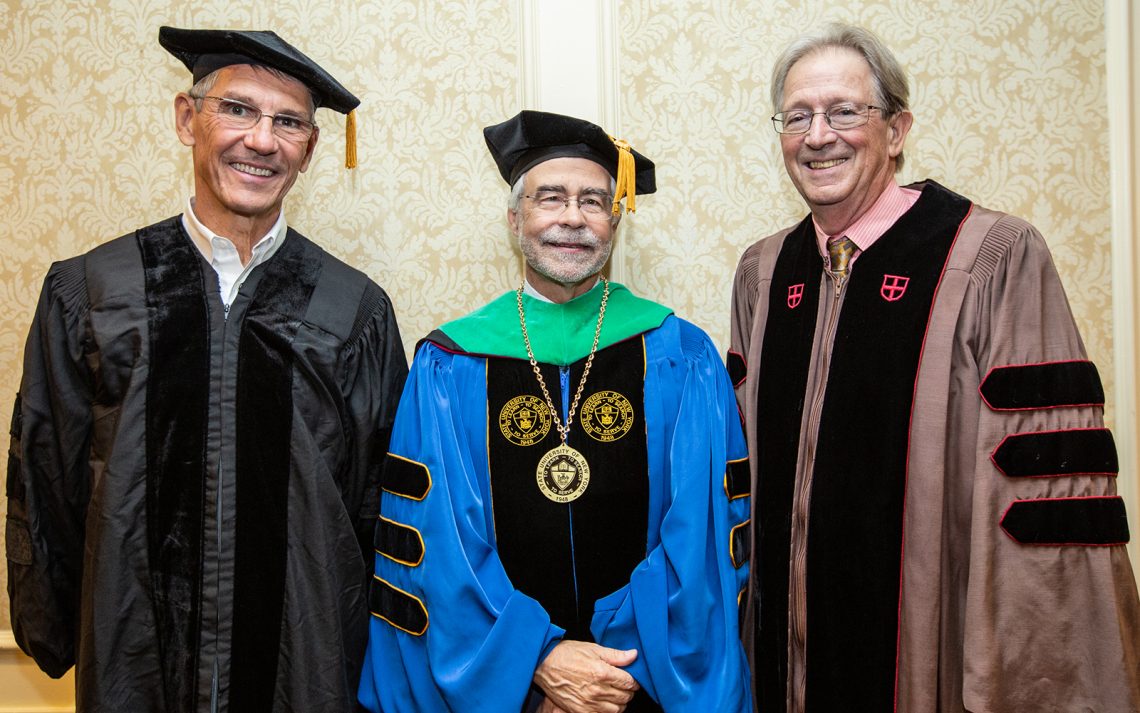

{"left": 0, "top": 0, "right": 1116, "bottom": 660}
{"left": 618, "top": 1, "right": 1114, "bottom": 407}
{"left": 0, "top": 0, "right": 521, "bottom": 634}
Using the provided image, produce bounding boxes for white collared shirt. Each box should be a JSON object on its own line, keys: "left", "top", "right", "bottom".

{"left": 181, "top": 197, "right": 288, "bottom": 314}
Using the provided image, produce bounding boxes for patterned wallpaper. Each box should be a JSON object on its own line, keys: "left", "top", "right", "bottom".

{"left": 0, "top": 0, "right": 521, "bottom": 632}
{"left": 618, "top": 0, "right": 1113, "bottom": 402}
{"left": 0, "top": 0, "right": 1115, "bottom": 637}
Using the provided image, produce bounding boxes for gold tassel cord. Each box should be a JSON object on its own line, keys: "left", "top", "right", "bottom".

{"left": 610, "top": 137, "right": 636, "bottom": 215}
{"left": 345, "top": 110, "right": 358, "bottom": 169}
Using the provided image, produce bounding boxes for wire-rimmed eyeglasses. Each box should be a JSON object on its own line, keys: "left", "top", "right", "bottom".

{"left": 524, "top": 192, "right": 614, "bottom": 217}
{"left": 771, "top": 103, "right": 884, "bottom": 135}
{"left": 190, "top": 95, "right": 317, "bottom": 142}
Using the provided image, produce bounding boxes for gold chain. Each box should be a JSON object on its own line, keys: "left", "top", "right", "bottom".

{"left": 516, "top": 278, "right": 609, "bottom": 444}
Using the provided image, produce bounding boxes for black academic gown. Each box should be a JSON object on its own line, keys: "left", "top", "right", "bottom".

{"left": 6, "top": 216, "right": 408, "bottom": 712}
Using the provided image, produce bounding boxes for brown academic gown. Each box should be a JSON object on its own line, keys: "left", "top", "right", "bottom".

{"left": 730, "top": 181, "right": 1140, "bottom": 712}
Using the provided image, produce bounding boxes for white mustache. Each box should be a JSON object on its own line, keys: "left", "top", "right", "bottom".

{"left": 539, "top": 226, "right": 599, "bottom": 247}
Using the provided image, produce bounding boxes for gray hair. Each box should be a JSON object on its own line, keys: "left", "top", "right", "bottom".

{"left": 189, "top": 66, "right": 318, "bottom": 119}
{"left": 771, "top": 23, "right": 910, "bottom": 170}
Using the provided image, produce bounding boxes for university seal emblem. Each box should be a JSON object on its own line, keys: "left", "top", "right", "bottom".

{"left": 499, "top": 395, "right": 552, "bottom": 446}
{"left": 581, "top": 390, "right": 635, "bottom": 442}
{"left": 536, "top": 444, "right": 591, "bottom": 503}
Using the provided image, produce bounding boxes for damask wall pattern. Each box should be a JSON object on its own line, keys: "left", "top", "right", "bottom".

{"left": 0, "top": 0, "right": 521, "bottom": 633}
{"left": 617, "top": 0, "right": 1114, "bottom": 413}
{"left": 0, "top": 0, "right": 1117, "bottom": 649}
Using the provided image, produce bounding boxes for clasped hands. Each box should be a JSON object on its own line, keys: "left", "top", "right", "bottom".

{"left": 533, "top": 640, "right": 640, "bottom": 713}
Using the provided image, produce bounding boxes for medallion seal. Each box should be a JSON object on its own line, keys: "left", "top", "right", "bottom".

{"left": 581, "top": 390, "right": 635, "bottom": 442}
{"left": 536, "top": 443, "right": 590, "bottom": 503}
{"left": 499, "top": 395, "right": 552, "bottom": 446}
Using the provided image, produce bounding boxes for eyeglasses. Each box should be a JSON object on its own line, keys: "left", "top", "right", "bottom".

{"left": 524, "top": 192, "right": 614, "bottom": 217}
{"left": 190, "top": 95, "right": 317, "bottom": 142}
{"left": 771, "top": 103, "right": 884, "bottom": 135}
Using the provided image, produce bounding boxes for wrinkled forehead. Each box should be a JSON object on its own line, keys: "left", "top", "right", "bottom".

{"left": 524, "top": 156, "right": 614, "bottom": 191}
{"left": 783, "top": 46, "right": 875, "bottom": 106}
{"left": 208, "top": 63, "right": 316, "bottom": 113}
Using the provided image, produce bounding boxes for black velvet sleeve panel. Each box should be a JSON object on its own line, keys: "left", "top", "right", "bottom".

{"left": 382, "top": 453, "right": 432, "bottom": 501}
{"left": 731, "top": 520, "right": 751, "bottom": 569}
{"left": 726, "top": 350, "right": 748, "bottom": 388}
{"left": 980, "top": 360, "right": 1104, "bottom": 411}
{"left": 725, "top": 457, "right": 750, "bottom": 500}
{"left": 991, "top": 428, "right": 1118, "bottom": 478}
{"left": 374, "top": 516, "right": 425, "bottom": 567}
{"left": 1001, "top": 496, "right": 1130, "bottom": 546}
{"left": 369, "top": 575, "right": 429, "bottom": 636}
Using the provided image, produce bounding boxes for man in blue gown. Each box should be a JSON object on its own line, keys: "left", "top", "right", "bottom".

{"left": 359, "top": 110, "right": 752, "bottom": 712}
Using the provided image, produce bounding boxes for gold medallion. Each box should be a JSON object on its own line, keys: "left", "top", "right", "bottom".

{"left": 499, "top": 395, "right": 552, "bottom": 446}
{"left": 581, "top": 390, "right": 635, "bottom": 442}
{"left": 536, "top": 444, "right": 590, "bottom": 503}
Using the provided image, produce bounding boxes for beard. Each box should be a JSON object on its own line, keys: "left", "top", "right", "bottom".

{"left": 518, "top": 224, "right": 613, "bottom": 287}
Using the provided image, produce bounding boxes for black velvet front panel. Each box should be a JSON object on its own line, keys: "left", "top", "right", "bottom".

{"left": 804, "top": 185, "right": 969, "bottom": 711}
{"left": 487, "top": 338, "right": 649, "bottom": 643}
{"left": 753, "top": 216, "right": 822, "bottom": 712}
{"left": 139, "top": 218, "right": 210, "bottom": 713}
{"left": 228, "top": 232, "right": 321, "bottom": 713}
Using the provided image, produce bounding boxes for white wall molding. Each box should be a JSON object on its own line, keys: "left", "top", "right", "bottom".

{"left": 517, "top": 0, "right": 626, "bottom": 283}
{"left": 1106, "top": 0, "right": 1139, "bottom": 572}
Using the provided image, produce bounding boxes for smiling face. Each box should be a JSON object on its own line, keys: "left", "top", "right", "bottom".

{"left": 174, "top": 64, "right": 318, "bottom": 238}
{"left": 779, "top": 46, "right": 912, "bottom": 234}
{"left": 508, "top": 157, "right": 619, "bottom": 303}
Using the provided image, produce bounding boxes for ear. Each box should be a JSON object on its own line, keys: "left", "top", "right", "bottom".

{"left": 298, "top": 125, "right": 320, "bottom": 173}
{"left": 174, "top": 93, "right": 197, "bottom": 147}
{"left": 886, "top": 110, "right": 913, "bottom": 159}
{"left": 507, "top": 206, "right": 521, "bottom": 234}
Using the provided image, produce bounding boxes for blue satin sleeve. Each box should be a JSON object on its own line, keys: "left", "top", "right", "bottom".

{"left": 358, "top": 343, "right": 564, "bottom": 712}
{"left": 591, "top": 317, "right": 753, "bottom": 711}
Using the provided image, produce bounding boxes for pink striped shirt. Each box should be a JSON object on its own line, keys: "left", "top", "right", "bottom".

{"left": 814, "top": 182, "right": 921, "bottom": 269}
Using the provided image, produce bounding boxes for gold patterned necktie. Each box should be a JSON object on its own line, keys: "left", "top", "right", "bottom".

{"left": 828, "top": 236, "right": 857, "bottom": 280}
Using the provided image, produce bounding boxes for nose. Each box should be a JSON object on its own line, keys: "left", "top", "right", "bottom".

{"left": 803, "top": 112, "right": 837, "bottom": 148}
{"left": 558, "top": 198, "right": 588, "bottom": 227}
{"left": 244, "top": 115, "right": 278, "bottom": 153}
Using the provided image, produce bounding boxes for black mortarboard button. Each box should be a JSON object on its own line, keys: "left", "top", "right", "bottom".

{"left": 484, "top": 110, "right": 656, "bottom": 214}
{"left": 160, "top": 26, "right": 360, "bottom": 167}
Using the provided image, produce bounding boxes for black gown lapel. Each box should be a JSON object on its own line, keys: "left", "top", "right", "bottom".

{"left": 228, "top": 230, "right": 322, "bottom": 712}
{"left": 752, "top": 216, "right": 823, "bottom": 711}
{"left": 139, "top": 217, "right": 210, "bottom": 713}
{"left": 804, "top": 183, "right": 970, "bottom": 710}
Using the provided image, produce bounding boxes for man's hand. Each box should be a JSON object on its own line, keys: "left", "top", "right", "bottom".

{"left": 533, "top": 641, "right": 639, "bottom": 713}
{"left": 536, "top": 698, "right": 566, "bottom": 713}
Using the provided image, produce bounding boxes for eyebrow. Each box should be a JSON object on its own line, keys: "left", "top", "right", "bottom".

{"left": 534, "top": 184, "right": 612, "bottom": 196}
{"left": 222, "top": 93, "right": 310, "bottom": 119}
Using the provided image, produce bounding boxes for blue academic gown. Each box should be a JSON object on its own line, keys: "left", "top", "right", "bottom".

{"left": 359, "top": 307, "right": 752, "bottom": 712}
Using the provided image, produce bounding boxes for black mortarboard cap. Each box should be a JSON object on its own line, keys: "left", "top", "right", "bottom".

{"left": 159, "top": 26, "right": 359, "bottom": 114}
{"left": 484, "top": 110, "right": 656, "bottom": 213}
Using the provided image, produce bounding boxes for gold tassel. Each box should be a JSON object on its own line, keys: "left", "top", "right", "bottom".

{"left": 345, "top": 110, "right": 358, "bottom": 169}
{"left": 610, "top": 137, "right": 637, "bottom": 215}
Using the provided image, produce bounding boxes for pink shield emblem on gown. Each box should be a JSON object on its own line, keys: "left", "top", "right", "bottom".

{"left": 787, "top": 283, "right": 804, "bottom": 309}
{"left": 881, "top": 275, "right": 909, "bottom": 301}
